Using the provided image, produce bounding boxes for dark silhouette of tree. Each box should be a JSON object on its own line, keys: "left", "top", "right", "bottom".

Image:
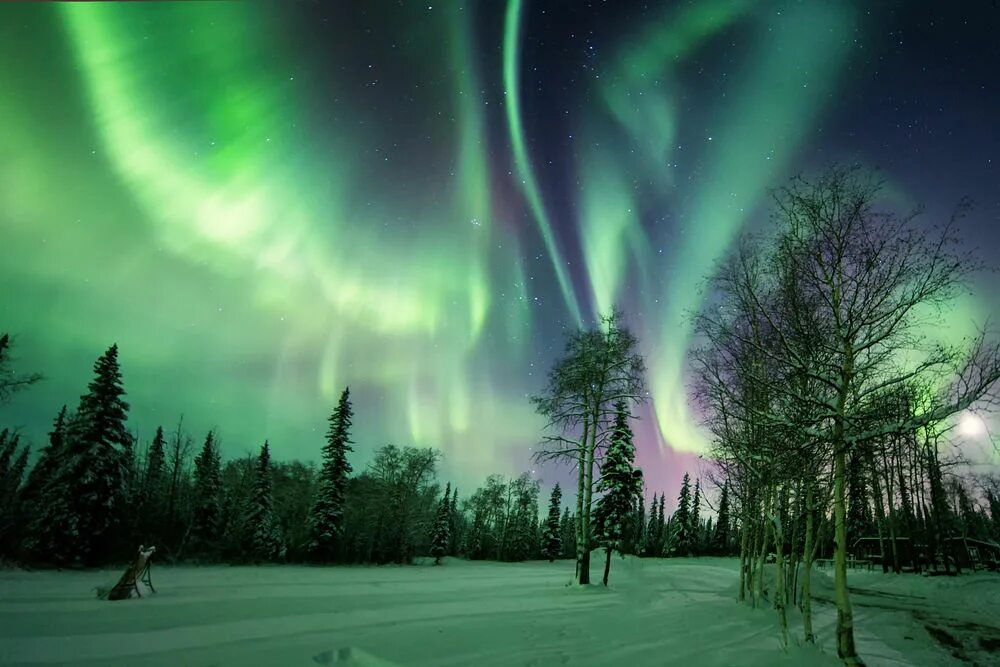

{"left": 694, "top": 165, "right": 1000, "bottom": 662}
{"left": 533, "top": 309, "right": 646, "bottom": 584}
{"left": 674, "top": 473, "right": 692, "bottom": 556}
{"left": 247, "top": 441, "right": 283, "bottom": 562}
{"left": 191, "top": 430, "right": 222, "bottom": 557}
{"left": 308, "top": 387, "right": 354, "bottom": 562}
{"left": 29, "top": 344, "right": 131, "bottom": 565}
{"left": 541, "top": 483, "right": 563, "bottom": 561}
{"left": 712, "top": 482, "right": 732, "bottom": 555}
{"left": 595, "top": 401, "right": 643, "bottom": 585}
{"left": 0, "top": 333, "right": 41, "bottom": 403}
{"left": 430, "top": 483, "right": 451, "bottom": 565}
{"left": 0, "top": 430, "right": 29, "bottom": 557}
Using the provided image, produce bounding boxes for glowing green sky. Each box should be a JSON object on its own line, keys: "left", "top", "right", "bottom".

{"left": 1, "top": 1, "right": 997, "bottom": 491}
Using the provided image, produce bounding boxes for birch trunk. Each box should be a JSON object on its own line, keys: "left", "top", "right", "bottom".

{"left": 834, "top": 445, "right": 864, "bottom": 665}
{"left": 802, "top": 482, "right": 815, "bottom": 644}
{"left": 574, "top": 418, "right": 589, "bottom": 583}
{"left": 773, "top": 505, "right": 789, "bottom": 648}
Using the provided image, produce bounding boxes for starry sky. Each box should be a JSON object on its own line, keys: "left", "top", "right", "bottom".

{"left": 1, "top": 1, "right": 998, "bottom": 503}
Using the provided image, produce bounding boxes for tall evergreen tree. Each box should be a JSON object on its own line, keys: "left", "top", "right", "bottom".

{"left": 691, "top": 479, "right": 702, "bottom": 555}
{"left": 595, "top": 401, "right": 644, "bottom": 585}
{"left": 632, "top": 496, "right": 646, "bottom": 556}
{"left": 31, "top": 345, "right": 131, "bottom": 565}
{"left": 644, "top": 494, "right": 659, "bottom": 556}
{"left": 308, "top": 387, "right": 354, "bottom": 561}
{"left": 656, "top": 494, "right": 666, "bottom": 555}
{"left": 559, "top": 507, "right": 575, "bottom": 558}
{"left": 448, "top": 486, "right": 461, "bottom": 556}
{"left": 712, "top": 482, "right": 732, "bottom": 555}
{"left": 0, "top": 430, "right": 29, "bottom": 557}
{"left": 191, "top": 430, "right": 223, "bottom": 557}
{"left": 674, "top": 472, "right": 693, "bottom": 556}
{"left": 541, "top": 483, "right": 563, "bottom": 561}
{"left": 247, "top": 441, "right": 282, "bottom": 562}
{"left": 430, "top": 483, "right": 451, "bottom": 565}
{"left": 22, "top": 406, "right": 67, "bottom": 506}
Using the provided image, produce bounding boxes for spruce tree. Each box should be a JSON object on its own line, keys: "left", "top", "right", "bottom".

{"left": 247, "top": 440, "right": 282, "bottom": 562}
{"left": 22, "top": 406, "right": 67, "bottom": 506}
{"left": 712, "top": 482, "right": 732, "bottom": 555}
{"left": 633, "top": 497, "right": 646, "bottom": 556}
{"left": 559, "top": 507, "right": 575, "bottom": 558}
{"left": 307, "top": 387, "right": 354, "bottom": 561}
{"left": 430, "top": 483, "right": 451, "bottom": 565}
{"left": 674, "top": 472, "right": 692, "bottom": 556}
{"left": 448, "top": 486, "right": 460, "bottom": 556}
{"left": 690, "top": 479, "right": 702, "bottom": 556}
{"left": 0, "top": 430, "right": 29, "bottom": 557}
{"left": 644, "top": 494, "right": 659, "bottom": 555}
{"left": 191, "top": 430, "right": 223, "bottom": 557}
{"left": 656, "top": 494, "right": 666, "bottom": 555}
{"left": 595, "top": 401, "right": 643, "bottom": 585}
{"left": 541, "top": 483, "right": 563, "bottom": 561}
{"left": 31, "top": 345, "right": 130, "bottom": 565}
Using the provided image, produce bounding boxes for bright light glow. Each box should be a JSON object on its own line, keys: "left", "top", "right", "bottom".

{"left": 958, "top": 411, "right": 987, "bottom": 440}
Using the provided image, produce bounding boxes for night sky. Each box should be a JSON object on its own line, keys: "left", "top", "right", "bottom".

{"left": 1, "top": 1, "right": 998, "bottom": 502}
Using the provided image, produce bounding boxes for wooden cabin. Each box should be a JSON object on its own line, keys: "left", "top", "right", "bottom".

{"left": 943, "top": 537, "right": 1000, "bottom": 572}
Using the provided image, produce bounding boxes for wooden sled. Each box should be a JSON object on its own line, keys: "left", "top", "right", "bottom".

{"left": 104, "top": 545, "right": 156, "bottom": 601}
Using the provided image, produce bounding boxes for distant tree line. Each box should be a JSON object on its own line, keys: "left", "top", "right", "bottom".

{"left": 0, "top": 330, "right": 736, "bottom": 573}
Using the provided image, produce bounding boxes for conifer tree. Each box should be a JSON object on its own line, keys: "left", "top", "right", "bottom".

{"left": 247, "top": 440, "right": 282, "bottom": 562}
{"left": 430, "top": 483, "right": 451, "bottom": 565}
{"left": 633, "top": 497, "right": 646, "bottom": 555}
{"left": 31, "top": 344, "right": 130, "bottom": 565}
{"left": 559, "top": 507, "right": 575, "bottom": 558}
{"left": 541, "top": 483, "right": 563, "bottom": 561}
{"left": 595, "top": 401, "right": 643, "bottom": 585}
{"left": 137, "top": 425, "right": 167, "bottom": 545}
{"left": 645, "top": 494, "right": 659, "bottom": 555}
{"left": 674, "top": 472, "right": 692, "bottom": 556}
{"left": 0, "top": 430, "right": 29, "bottom": 557}
{"left": 191, "top": 430, "right": 223, "bottom": 557}
{"left": 712, "top": 482, "right": 732, "bottom": 555}
{"left": 691, "top": 479, "right": 702, "bottom": 556}
{"left": 308, "top": 387, "right": 354, "bottom": 561}
{"left": 146, "top": 426, "right": 167, "bottom": 495}
{"left": 22, "top": 406, "right": 67, "bottom": 506}
{"left": 656, "top": 494, "right": 666, "bottom": 555}
{"left": 448, "top": 486, "right": 461, "bottom": 556}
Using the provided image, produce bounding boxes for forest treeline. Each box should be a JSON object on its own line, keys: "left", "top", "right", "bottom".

{"left": 2, "top": 165, "right": 1000, "bottom": 667}
{"left": 0, "top": 334, "right": 729, "bottom": 571}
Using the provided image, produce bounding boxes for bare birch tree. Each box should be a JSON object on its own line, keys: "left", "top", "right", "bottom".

{"left": 532, "top": 309, "right": 645, "bottom": 584}
{"left": 695, "top": 165, "right": 1000, "bottom": 665}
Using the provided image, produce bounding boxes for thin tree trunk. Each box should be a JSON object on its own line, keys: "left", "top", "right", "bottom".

{"left": 580, "top": 391, "right": 603, "bottom": 586}
{"left": 575, "top": 418, "right": 589, "bottom": 583}
{"left": 754, "top": 486, "right": 772, "bottom": 608}
{"left": 834, "top": 445, "right": 864, "bottom": 665}
{"left": 603, "top": 547, "right": 612, "bottom": 586}
{"left": 879, "top": 445, "right": 901, "bottom": 573}
{"left": 868, "top": 448, "right": 890, "bottom": 573}
{"left": 772, "top": 500, "right": 789, "bottom": 648}
{"left": 738, "top": 506, "right": 750, "bottom": 603}
{"left": 802, "top": 482, "right": 815, "bottom": 644}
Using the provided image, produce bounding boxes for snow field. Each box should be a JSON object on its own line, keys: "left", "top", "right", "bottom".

{"left": 0, "top": 557, "right": 994, "bottom": 666}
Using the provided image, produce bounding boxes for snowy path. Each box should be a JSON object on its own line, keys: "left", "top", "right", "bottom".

{"left": 0, "top": 557, "right": 981, "bottom": 666}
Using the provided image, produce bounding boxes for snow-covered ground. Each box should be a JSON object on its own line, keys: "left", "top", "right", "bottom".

{"left": 0, "top": 557, "right": 995, "bottom": 666}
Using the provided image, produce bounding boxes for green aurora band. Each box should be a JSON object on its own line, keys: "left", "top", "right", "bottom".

{"left": 0, "top": 1, "right": 995, "bottom": 488}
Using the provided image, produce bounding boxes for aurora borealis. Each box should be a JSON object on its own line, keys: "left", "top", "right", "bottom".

{"left": 1, "top": 2, "right": 998, "bottom": 497}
